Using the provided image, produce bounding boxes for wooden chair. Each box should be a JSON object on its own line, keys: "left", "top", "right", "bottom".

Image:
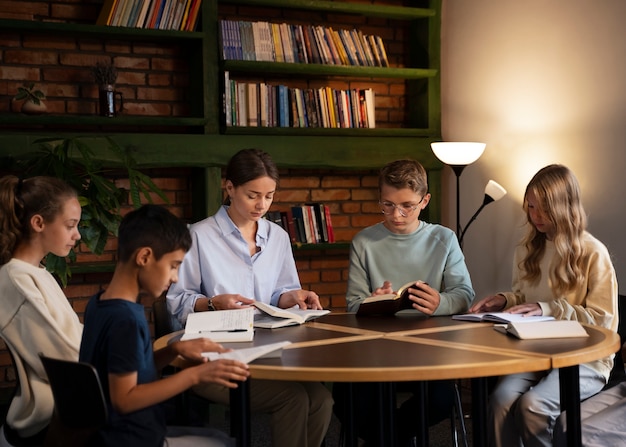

{"left": 38, "top": 354, "right": 107, "bottom": 447}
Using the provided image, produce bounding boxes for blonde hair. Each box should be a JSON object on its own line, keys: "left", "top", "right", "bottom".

{"left": 520, "top": 164, "right": 587, "bottom": 295}
{"left": 0, "top": 175, "right": 77, "bottom": 266}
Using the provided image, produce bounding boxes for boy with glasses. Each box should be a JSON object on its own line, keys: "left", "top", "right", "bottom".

{"left": 335, "top": 159, "right": 474, "bottom": 446}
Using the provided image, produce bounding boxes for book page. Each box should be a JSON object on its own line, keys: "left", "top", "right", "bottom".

{"left": 182, "top": 308, "right": 254, "bottom": 341}
{"left": 202, "top": 341, "right": 292, "bottom": 363}
{"left": 453, "top": 312, "right": 554, "bottom": 324}
{"left": 253, "top": 301, "right": 329, "bottom": 324}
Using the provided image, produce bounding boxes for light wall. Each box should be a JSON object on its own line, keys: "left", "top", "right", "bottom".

{"left": 440, "top": 0, "right": 626, "bottom": 299}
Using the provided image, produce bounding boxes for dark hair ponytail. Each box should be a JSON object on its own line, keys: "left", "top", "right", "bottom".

{"left": 0, "top": 175, "right": 77, "bottom": 265}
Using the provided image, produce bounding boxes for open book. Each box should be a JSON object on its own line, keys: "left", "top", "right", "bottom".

{"left": 494, "top": 320, "right": 589, "bottom": 339}
{"left": 253, "top": 301, "right": 330, "bottom": 329}
{"left": 356, "top": 281, "right": 425, "bottom": 316}
{"left": 202, "top": 341, "right": 292, "bottom": 363}
{"left": 452, "top": 312, "right": 555, "bottom": 324}
{"left": 181, "top": 308, "right": 255, "bottom": 342}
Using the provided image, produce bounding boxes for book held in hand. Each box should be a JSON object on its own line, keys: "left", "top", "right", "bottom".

{"left": 452, "top": 312, "right": 555, "bottom": 324}
{"left": 356, "top": 280, "right": 425, "bottom": 316}
{"left": 253, "top": 301, "right": 330, "bottom": 329}
{"left": 181, "top": 308, "right": 255, "bottom": 342}
{"left": 494, "top": 320, "right": 589, "bottom": 339}
{"left": 202, "top": 341, "right": 292, "bottom": 363}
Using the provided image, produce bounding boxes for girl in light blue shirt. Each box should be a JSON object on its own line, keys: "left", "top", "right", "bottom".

{"left": 166, "top": 148, "right": 332, "bottom": 447}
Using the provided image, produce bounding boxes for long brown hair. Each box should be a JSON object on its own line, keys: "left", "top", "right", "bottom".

{"left": 0, "top": 175, "right": 77, "bottom": 265}
{"left": 520, "top": 164, "right": 587, "bottom": 295}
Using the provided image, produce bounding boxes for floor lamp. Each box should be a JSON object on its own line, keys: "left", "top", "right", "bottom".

{"left": 430, "top": 142, "right": 486, "bottom": 238}
{"left": 459, "top": 179, "right": 507, "bottom": 249}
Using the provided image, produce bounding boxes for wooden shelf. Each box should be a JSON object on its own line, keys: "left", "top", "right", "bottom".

{"left": 0, "top": 114, "right": 207, "bottom": 128}
{"left": 220, "top": 0, "right": 436, "bottom": 20}
{"left": 223, "top": 60, "right": 437, "bottom": 79}
{"left": 0, "top": 19, "right": 205, "bottom": 42}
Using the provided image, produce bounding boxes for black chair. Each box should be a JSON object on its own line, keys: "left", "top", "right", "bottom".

{"left": 38, "top": 354, "right": 107, "bottom": 447}
{"left": 605, "top": 294, "right": 626, "bottom": 388}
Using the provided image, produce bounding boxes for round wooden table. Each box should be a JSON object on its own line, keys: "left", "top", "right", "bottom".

{"left": 155, "top": 313, "right": 620, "bottom": 447}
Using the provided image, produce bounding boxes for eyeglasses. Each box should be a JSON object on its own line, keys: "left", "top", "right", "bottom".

{"left": 379, "top": 197, "right": 424, "bottom": 217}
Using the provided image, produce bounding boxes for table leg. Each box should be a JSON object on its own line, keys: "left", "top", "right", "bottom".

{"left": 343, "top": 383, "right": 357, "bottom": 447}
{"left": 375, "top": 382, "right": 397, "bottom": 446}
{"left": 559, "top": 366, "right": 581, "bottom": 447}
{"left": 413, "top": 381, "right": 428, "bottom": 447}
{"left": 230, "top": 380, "right": 251, "bottom": 447}
{"left": 471, "top": 377, "right": 488, "bottom": 447}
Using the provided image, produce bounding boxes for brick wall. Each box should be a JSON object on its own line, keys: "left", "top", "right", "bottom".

{"left": 0, "top": 0, "right": 412, "bottom": 391}
{"left": 0, "top": 165, "right": 384, "bottom": 389}
{"left": 1, "top": 0, "right": 415, "bottom": 128}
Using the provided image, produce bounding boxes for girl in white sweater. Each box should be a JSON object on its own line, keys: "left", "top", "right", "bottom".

{"left": 0, "top": 175, "right": 83, "bottom": 445}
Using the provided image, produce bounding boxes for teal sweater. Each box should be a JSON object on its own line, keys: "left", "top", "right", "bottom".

{"left": 346, "top": 221, "right": 474, "bottom": 315}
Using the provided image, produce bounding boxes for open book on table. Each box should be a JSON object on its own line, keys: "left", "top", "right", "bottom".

{"left": 181, "top": 308, "right": 255, "bottom": 342}
{"left": 252, "top": 301, "right": 330, "bottom": 329}
{"left": 356, "top": 280, "right": 425, "bottom": 316}
{"left": 494, "top": 320, "right": 589, "bottom": 339}
{"left": 452, "top": 312, "right": 555, "bottom": 324}
{"left": 202, "top": 341, "right": 292, "bottom": 363}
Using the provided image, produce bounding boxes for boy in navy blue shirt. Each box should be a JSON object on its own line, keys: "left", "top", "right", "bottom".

{"left": 80, "top": 205, "right": 249, "bottom": 447}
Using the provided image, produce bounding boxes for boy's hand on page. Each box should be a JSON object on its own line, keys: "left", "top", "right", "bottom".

{"left": 174, "top": 338, "right": 230, "bottom": 363}
{"left": 408, "top": 281, "right": 440, "bottom": 315}
{"left": 372, "top": 281, "right": 393, "bottom": 296}
{"left": 196, "top": 359, "right": 250, "bottom": 388}
{"left": 278, "top": 289, "right": 322, "bottom": 310}
{"left": 469, "top": 294, "right": 506, "bottom": 313}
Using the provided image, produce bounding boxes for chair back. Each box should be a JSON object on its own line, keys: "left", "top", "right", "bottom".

{"left": 607, "top": 294, "right": 626, "bottom": 387}
{"left": 38, "top": 354, "right": 107, "bottom": 447}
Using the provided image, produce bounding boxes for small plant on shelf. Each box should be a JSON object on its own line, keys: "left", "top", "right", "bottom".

{"left": 91, "top": 61, "right": 118, "bottom": 87}
{"left": 14, "top": 82, "right": 46, "bottom": 105}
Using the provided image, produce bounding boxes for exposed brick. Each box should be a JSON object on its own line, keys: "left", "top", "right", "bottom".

{"left": 311, "top": 188, "right": 351, "bottom": 201}
{"left": 351, "top": 187, "right": 377, "bottom": 200}
{"left": 0, "top": 66, "right": 40, "bottom": 81}
{"left": 275, "top": 189, "right": 311, "bottom": 203}
{"left": 280, "top": 177, "right": 320, "bottom": 188}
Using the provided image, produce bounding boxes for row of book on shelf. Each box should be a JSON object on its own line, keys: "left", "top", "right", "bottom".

{"left": 220, "top": 20, "right": 389, "bottom": 67}
{"left": 224, "top": 73, "right": 375, "bottom": 129}
{"left": 96, "top": 0, "right": 202, "bottom": 31}
{"left": 266, "top": 204, "right": 335, "bottom": 244}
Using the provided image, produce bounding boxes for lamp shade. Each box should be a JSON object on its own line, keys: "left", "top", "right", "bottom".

{"left": 484, "top": 180, "right": 507, "bottom": 202}
{"left": 430, "top": 142, "right": 486, "bottom": 166}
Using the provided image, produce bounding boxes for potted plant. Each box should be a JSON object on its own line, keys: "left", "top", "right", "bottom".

{"left": 14, "top": 82, "right": 47, "bottom": 114}
{"left": 1, "top": 136, "right": 168, "bottom": 286}
{"left": 91, "top": 61, "right": 123, "bottom": 117}
{"left": 91, "top": 61, "right": 118, "bottom": 87}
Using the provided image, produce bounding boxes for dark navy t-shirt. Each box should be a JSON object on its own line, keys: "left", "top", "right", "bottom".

{"left": 79, "top": 291, "right": 166, "bottom": 447}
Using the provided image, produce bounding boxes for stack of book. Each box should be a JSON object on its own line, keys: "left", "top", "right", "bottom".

{"left": 219, "top": 20, "right": 389, "bottom": 67}
{"left": 224, "top": 74, "right": 375, "bottom": 129}
{"left": 97, "top": 0, "right": 203, "bottom": 31}
{"left": 265, "top": 204, "right": 335, "bottom": 244}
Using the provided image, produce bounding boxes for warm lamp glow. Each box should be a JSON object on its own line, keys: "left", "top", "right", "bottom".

{"left": 430, "top": 142, "right": 486, "bottom": 166}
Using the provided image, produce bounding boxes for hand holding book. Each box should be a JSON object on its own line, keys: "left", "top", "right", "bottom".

{"left": 356, "top": 280, "right": 428, "bottom": 316}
